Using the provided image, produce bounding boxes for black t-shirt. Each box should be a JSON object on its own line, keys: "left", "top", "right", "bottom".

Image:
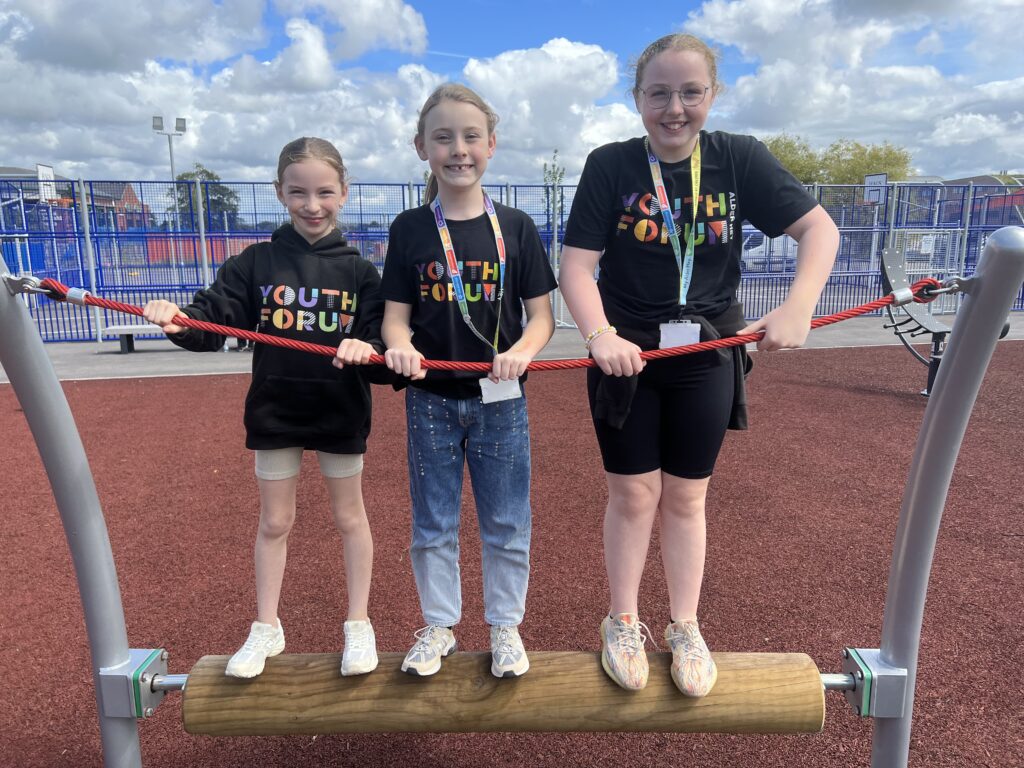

{"left": 563, "top": 131, "right": 817, "bottom": 330}
{"left": 381, "top": 201, "right": 557, "bottom": 398}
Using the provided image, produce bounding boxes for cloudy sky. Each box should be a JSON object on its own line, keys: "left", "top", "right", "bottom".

{"left": 2, "top": 0, "right": 1022, "bottom": 183}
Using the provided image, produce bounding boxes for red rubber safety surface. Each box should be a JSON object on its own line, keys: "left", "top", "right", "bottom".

{"left": 1, "top": 343, "right": 1022, "bottom": 767}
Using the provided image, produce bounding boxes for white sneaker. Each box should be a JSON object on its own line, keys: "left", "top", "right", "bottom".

{"left": 401, "top": 625, "right": 456, "bottom": 676}
{"left": 490, "top": 625, "right": 529, "bottom": 678}
{"left": 225, "top": 620, "right": 285, "bottom": 678}
{"left": 341, "top": 619, "right": 379, "bottom": 676}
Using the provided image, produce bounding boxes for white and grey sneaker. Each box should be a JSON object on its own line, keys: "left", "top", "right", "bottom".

{"left": 341, "top": 619, "right": 379, "bottom": 676}
{"left": 490, "top": 625, "right": 529, "bottom": 678}
{"left": 401, "top": 625, "right": 456, "bottom": 676}
{"left": 225, "top": 620, "right": 285, "bottom": 678}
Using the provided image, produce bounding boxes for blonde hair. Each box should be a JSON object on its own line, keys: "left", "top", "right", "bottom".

{"left": 415, "top": 84, "right": 499, "bottom": 203}
{"left": 630, "top": 34, "right": 722, "bottom": 98}
{"left": 275, "top": 137, "right": 348, "bottom": 187}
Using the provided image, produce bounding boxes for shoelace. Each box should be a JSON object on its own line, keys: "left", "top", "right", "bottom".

{"left": 611, "top": 618, "right": 655, "bottom": 655}
{"left": 492, "top": 627, "right": 520, "bottom": 656}
{"left": 346, "top": 623, "right": 372, "bottom": 652}
{"left": 666, "top": 623, "right": 707, "bottom": 662}
{"left": 411, "top": 625, "right": 446, "bottom": 655}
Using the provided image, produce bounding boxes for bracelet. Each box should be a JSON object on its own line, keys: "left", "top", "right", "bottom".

{"left": 584, "top": 325, "right": 617, "bottom": 350}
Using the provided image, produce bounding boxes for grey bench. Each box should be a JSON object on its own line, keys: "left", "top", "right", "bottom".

{"left": 101, "top": 324, "right": 163, "bottom": 353}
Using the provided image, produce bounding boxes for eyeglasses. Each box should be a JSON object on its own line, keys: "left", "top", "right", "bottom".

{"left": 638, "top": 85, "right": 710, "bottom": 109}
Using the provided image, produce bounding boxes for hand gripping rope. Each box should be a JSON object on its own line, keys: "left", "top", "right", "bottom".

{"left": 31, "top": 276, "right": 946, "bottom": 369}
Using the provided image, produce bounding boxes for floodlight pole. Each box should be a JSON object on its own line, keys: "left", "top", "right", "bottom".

{"left": 152, "top": 116, "right": 187, "bottom": 280}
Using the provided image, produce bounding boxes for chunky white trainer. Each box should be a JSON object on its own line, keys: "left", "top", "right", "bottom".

{"left": 225, "top": 620, "right": 285, "bottom": 678}
{"left": 490, "top": 625, "right": 529, "bottom": 678}
{"left": 401, "top": 625, "right": 456, "bottom": 676}
{"left": 341, "top": 619, "right": 379, "bottom": 676}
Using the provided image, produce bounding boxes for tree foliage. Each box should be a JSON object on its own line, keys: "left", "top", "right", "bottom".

{"left": 761, "top": 134, "right": 822, "bottom": 184}
{"left": 759, "top": 134, "right": 913, "bottom": 185}
{"left": 170, "top": 163, "right": 241, "bottom": 227}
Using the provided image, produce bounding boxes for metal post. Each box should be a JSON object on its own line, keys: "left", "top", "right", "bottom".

{"left": 76, "top": 179, "right": 102, "bottom": 342}
{"left": 871, "top": 226, "right": 1024, "bottom": 767}
{"left": 195, "top": 179, "right": 210, "bottom": 288}
{"left": 883, "top": 183, "right": 898, "bottom": 252}
{"left": 48, "top": 205, "right": 61, "bottom": 283}
{"left": 0, "top": 267, "right": 142, "bottom": 767}
{"left": 957, "top": 184, "right": 974, "bottom": 284}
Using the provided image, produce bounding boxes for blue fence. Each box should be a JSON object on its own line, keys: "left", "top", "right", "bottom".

{"left": 1, "top": 177, "right": 1021, "bottom": 342}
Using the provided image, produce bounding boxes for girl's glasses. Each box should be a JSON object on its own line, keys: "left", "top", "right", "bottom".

{"left": 639, "top": 85, "right": 710, "bottom": 109}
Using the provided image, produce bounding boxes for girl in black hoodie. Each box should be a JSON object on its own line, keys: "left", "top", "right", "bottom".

{"left": 143, "top": 137, "right": 385, "bottom": 679}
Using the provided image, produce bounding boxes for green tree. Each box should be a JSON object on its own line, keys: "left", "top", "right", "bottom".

{"left": 761, "top": 133, "right": 821, "bottom": 184}
{"left": 819, "top": 139, "right": 913, "bottom": 184}
{"left": 170, "top": 163, "right": 241, "bottom": 229}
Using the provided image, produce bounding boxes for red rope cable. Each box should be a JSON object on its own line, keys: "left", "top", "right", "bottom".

{"left": 39, "top": 277, "right": 944, "bottom": 373}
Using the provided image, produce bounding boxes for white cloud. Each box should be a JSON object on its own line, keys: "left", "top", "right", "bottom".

{"left": 8, "top": 0, "right": 266, "bottom": 72}
{"left": 226, "top": 18, "right": 336, "bottom": 93}
{"left": 461, "top": 38, "right": 636, "bottom": 179}
{"left": 1, "top": 0, "right": 1022, "bottom": 185}
{"left": 275, "top": 0, "right": 427, "bottom": 60}
{"left": 915, "top": 30, "right": 943, "bottom": 56}
{"left": 685, "top": 0, "right": 1024, "bottom": 177}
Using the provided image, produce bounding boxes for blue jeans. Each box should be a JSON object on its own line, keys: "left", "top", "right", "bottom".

{"left": 406, "top": 386, "right": 532, "bottom": 627}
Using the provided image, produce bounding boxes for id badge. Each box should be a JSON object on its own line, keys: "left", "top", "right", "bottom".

{"left": 479, "top": 376, "right": 523, "bottom": 404}
{"left": 659, "top": 319, "right": 700, "bottom": 349}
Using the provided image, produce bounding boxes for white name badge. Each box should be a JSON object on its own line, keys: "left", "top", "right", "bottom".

{"left": 659, "top": 320, "right": 701, "bottom": 350}
{"left": 479, "top": 376, "right": 523, "bottom": 404}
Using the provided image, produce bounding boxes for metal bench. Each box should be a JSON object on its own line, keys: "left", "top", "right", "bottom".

{"left": 101, "top": 324, "right": 163, "bottom": 353}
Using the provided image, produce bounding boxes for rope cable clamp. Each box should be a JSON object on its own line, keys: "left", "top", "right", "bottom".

{"left": 2, "top": 273, "right": 48, "bottom": 297}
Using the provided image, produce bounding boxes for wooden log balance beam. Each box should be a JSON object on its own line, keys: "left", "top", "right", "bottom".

{"left": 183, "top": 651, "right": 825, "bottom": 735}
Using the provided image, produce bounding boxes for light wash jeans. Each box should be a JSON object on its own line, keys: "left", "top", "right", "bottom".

{"left": 406, "top": 386, "right": 532, "bottom": 627}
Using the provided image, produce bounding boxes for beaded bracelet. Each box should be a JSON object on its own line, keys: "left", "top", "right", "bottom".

{"left": 584, "top": 324, "right": 617, "bottom": 350}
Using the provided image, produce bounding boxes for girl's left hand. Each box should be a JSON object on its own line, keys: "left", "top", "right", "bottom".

{"left": 738, "top": 303, "right": 813, "bottom": 352}
{"left": 490, "top": 350, "right": 532, "bottom": 382}
{"left": 333, "top": 338, "right": 376, "bottom": 369}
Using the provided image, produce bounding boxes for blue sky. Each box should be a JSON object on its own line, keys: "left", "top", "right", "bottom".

{"left": 1, "top": 0, "right": 1021, "bottom": 182}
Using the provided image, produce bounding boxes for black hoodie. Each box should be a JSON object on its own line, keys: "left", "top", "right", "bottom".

{"left": 169, "top": 223, "right": 386, "bottom": 454}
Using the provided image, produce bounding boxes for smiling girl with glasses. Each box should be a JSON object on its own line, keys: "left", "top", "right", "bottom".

{"left": 559, "top": 33, "right": 839, "bottom": 698}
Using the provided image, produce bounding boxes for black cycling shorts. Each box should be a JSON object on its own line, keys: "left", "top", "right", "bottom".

{"left": 587, "top": 350, "right": 734, "bottom": 478}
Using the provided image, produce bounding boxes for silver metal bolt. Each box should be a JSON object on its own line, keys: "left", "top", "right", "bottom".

{"left": 143, "top": 707, "right": 154, "bottom": 718}
{"left": 160, "top": 650, "right": 169, "bottom": 662}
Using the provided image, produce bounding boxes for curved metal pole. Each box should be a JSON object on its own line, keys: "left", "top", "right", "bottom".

{"left": 873, "top": 226, "right": 1024, "bottom": 767}
{"left": 0, "top": 271, "right": 141, "bottom": 767}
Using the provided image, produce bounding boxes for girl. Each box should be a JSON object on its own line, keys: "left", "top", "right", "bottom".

{"left": 559, "top": 34, "right": 839, "bottom": 696}
{"left": 375, "top": 84, "right": 556, "bottom": 678}
{"left": 143, "top": 137, "right": 386, "bottom": 679}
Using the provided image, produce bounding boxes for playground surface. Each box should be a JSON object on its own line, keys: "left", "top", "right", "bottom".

{"left": 1, "top": 328, "right": 1022, "bottom": 767}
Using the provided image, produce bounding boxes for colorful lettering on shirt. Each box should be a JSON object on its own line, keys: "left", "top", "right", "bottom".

{"left": 416, "top": 258, "right": 501, "bottom": 304}
{"left": 258, "top": 284, "right": 358, "bottom": 333}
{"left": 616, "top": 189, "right": 735, "bottom": 248}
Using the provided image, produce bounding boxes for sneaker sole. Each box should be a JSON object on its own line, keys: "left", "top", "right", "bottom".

{"left": 341, "top": 653, "right": 379, "bottom": 677}
{"left": 401, "top": 639, "right": 456, "bottom": 676}
{"left": 491, "top": 657, "right": 530, "bottom": 678}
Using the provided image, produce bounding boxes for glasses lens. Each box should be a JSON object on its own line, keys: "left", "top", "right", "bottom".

{"left": 682, "top": 87, "right": 707, "bottom": 106}
{"left": 645, "top": 88, "right": 671, "bottom": 108}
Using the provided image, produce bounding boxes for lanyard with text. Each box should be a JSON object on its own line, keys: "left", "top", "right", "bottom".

{"left": 430, "top": 192, "right": 506, "bottom": 353}
{"left": 644, "top": 135, "right": 701, "bottom": 307}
